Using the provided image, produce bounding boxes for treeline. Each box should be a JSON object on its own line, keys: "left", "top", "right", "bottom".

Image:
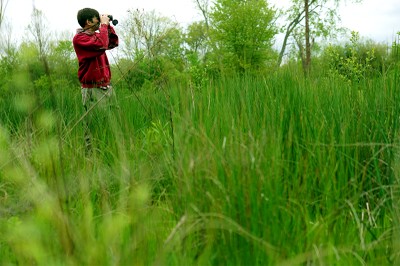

{"left": 0, "top": 0, "right": 399, "bottom": 95}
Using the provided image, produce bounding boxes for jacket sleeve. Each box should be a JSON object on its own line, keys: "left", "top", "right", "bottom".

{"left": 73, "top": 25, "right": 110, "bottom": 59}
{"left": 107, "top": 25, "right": 119, "bottom": 50}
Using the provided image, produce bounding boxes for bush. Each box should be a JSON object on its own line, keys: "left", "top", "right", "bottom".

{"left": 321, "top": 31, "right": 389, "bottom": 82}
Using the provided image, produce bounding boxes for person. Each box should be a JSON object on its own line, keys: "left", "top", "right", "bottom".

{"left": 72, "top": 7, "right": 119, "bottom": 153}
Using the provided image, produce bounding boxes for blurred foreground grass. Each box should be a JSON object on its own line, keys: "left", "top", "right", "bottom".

{"left": 1, "top": 69, "right": 400, "bottom": 265}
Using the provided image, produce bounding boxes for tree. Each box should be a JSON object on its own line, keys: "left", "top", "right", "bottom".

{"left": 122, "top": 9, "right": 182, "bottom": 60}
{"left": 0, "top": 0, "right": 13, "bottom": 70}
{"left": 0, "top": 20, "right": 18, "bottom": 77}
{"left": 120, "top": 9, "right": 185, "bottom": 88}
{"left": 189, "top": 1, "right": 213, "bottom": 79}
{"left": 277, "top": 0, "right": 363, "bottom": 76}
{"left": 209, "top": 0, "right": 277, "bottom": 74}
{"left": 0, "top": 17, "right": 18, "bottom": 97}
{"left": 48, "top": 39, "right": 77, "bottom": 82}
{"left": 0, "top": 0, "right": 16, "bottom": 71}
{"left": 185, "top": 21, "right": 209, "bottom": 58}
{"left": 27, "top": 7, "right": 52, "bottom": 76}
{"left": 193, "top": 0, "right": 211, "bottom": 30}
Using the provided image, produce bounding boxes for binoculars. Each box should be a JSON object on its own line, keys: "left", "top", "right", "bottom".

{"left": 108, "top": 15, "right": 118, "bottom": 26}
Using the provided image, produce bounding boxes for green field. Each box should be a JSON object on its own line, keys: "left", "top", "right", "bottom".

{"left": 1, "top": 66, "right": 400, "bottom": 265}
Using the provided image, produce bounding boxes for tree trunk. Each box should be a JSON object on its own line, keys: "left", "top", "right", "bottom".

{"left": 195, "top": 0, "right": 209, "bottom": 31}
{"left": 277, "top": 11, "right": 303, "bottom": 68}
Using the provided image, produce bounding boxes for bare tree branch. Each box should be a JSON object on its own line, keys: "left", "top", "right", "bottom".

{"left": 194, "top": 0, "right": 210, "bottom": 30}
{"left": 0, "top": 0, "right": 9, "bottom": 29}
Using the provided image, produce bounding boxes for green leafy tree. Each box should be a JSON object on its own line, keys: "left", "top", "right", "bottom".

{"left": 157, "top": 27, "right": 185, "bottom": 70}
{"left": 48, "top": 39, "right": 77, "bottom": 84}
{"left": 209, "top": 0, "right": 277, "bottom": 74}
{"left": 189, "top": 0, "right": 215, "bottom": 84}
{"left": 184, "top": 21, "right": 211, "bottom": 88}
{"left": 185, "top": 21, "right": 209, "bottom": 59}
{"left": 17, "top": 42, "right": 46, "bottom": 81}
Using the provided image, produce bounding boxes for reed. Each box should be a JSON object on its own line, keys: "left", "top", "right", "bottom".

{"left": 0, "top": 67, "right": 399, "bottom": 265}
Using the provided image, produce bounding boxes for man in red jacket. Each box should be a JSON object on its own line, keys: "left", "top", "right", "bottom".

{"left": 73, "top": 7, "right": 119, "bottom": 153}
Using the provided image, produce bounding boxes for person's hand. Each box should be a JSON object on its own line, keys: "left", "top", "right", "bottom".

{"left": 100, "top": 14, "right": 110, "bottom": 25}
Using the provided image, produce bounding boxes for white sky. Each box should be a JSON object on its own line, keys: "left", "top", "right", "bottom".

{"left": 3, "top": 0, "right": 400, "bottom": 46}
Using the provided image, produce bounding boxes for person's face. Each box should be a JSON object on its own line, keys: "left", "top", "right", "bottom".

{"left": 85, "top": 16, "right": 100, "bottom": 31}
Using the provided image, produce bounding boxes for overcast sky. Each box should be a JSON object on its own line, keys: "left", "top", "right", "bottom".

{"left": 4, "top": 0, "right": 400, "bottom": 46}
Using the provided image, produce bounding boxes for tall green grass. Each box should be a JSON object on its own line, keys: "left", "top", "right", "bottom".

{"left": 1, "top": 67, "right": 399, "bottom": 265}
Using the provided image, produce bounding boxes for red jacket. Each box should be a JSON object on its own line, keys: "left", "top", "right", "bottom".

{"left": 73, "top": 24, "right": 118, "bottom": 88}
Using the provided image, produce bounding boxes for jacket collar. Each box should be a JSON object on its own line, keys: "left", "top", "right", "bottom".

{"left": 76, "top": 28, "right": 95, "bottom": 35}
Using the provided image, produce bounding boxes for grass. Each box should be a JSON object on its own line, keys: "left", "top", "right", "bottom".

{"left": 1, "top": 66, "right": 400, "bottom": 265}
